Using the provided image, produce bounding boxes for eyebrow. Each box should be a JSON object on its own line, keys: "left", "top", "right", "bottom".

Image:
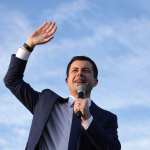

{"left": 71, "top": 67, "right": 91, "bottom": 70}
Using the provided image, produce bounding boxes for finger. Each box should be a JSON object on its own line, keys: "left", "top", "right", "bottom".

{"left": 46, "top": 22, "right": 56, "bottom": 33}
{"left": 42, "top": 24, "right": 56, "bottom": 37}
{"left": 80, "top": 102, "right": 88, "bottom": 112}
{"left": 40, "top": 35, "right": 54, "bottom": 44}
{"left": 73, "top": 100, "right": 80, "bottom": 106}
{"left": 45, "top": 36, "right": 54, "bottom": 42}
{"left": 74, "top": 102, "right": 80, "bottom": 108}
{"left": 41, "top": 22, "right": 53, "bottom": 33}
{"left": 46, "top": 25, "right": 57, "bottom": 37}
{"left": 73, "top": 105, "right": 80, "bottom": 113}
{"left": 36, "top": 22, "right": 49, "bottom": 33}
{"left": 42, "top": 28, "right": 56, "bottom": 39}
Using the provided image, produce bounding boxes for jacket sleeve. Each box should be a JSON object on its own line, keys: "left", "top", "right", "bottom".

{"left": 86, "top": 113, "right": 121, "bottom": 150}
{"left": 4, "top": 54, "right": 40, "bottom": 114}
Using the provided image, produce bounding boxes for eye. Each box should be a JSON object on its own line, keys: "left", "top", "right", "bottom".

{"left": 71, "top": 68, "right": 78, "bottom": 73}
{"left": 83, "top": 68, "right": 91, "bottom": 73}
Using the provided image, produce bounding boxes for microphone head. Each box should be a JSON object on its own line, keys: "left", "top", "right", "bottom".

{"left": 77, "top": 84, "right": 87, "bottom": 98}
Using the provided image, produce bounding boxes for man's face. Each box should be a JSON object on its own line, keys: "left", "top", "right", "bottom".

{"left": 66, "top": 60, "right": 98, "bottom": 97}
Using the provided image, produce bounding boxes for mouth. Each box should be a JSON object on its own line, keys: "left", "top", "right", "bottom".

{"left": 76, "top": 81, "right": 86, "bottom": 83}
{"left": 74, "top": 80, "right": 88, "bottom": 86}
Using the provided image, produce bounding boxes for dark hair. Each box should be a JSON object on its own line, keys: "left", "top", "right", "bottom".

{"left": 66, "top": 56, "right": 98, "bottom": 79}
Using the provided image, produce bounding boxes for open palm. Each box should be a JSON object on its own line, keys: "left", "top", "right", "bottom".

{"left": 27, "top": 21, "right": 57, "bottom": 47}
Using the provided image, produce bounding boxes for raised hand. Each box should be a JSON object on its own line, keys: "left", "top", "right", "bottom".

{"left": 26, "top": 21, "right": 57, "bottom": 47}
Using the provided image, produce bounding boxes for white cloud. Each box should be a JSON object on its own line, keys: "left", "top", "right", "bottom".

{"left": 0, "top": 138, "right": 8, "bottom": 148}
{"left": 42, "top": 0, "right": 90, "bottom": 24}
{"left": 118, "top": 117, "right": 150, "bottom": 150}
{"left": 0, "top": 94, "right": 32, "bottom": 126}
{"left": 123, "top": 137, "right": 150, "bottom": 150}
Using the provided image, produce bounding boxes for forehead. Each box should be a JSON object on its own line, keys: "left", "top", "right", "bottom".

{"left": 70, "top": 60, "right": 93, "bottom": 69}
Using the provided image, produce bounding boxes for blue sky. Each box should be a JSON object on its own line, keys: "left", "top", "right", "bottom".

{"left": 0, "top": 0, "right": 150, "bottom": 149}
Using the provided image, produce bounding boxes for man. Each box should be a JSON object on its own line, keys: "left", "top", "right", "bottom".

{"left": 4, "top": 21, "right": 121, "bottom": 150}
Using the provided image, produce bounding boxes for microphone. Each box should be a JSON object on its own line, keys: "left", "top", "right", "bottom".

{"left": 76, "top": 84, "right": 86, "bottom": 118}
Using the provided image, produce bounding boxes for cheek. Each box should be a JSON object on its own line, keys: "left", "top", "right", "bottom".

{"left": 86, "top": 75, "right": 93, "bottom": 81}
{"left": 68, "top": 74, "right": 76, "bottom": 81}
{"left": 66, "top": 76, "right": 73, "bottom": 84}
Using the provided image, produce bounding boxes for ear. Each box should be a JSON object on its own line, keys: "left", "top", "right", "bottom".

{"left": 65, "top": 77, "right": 68, "bottom": 83}
{"left": 93, "top": 79, "right": 98, "bottom": 87}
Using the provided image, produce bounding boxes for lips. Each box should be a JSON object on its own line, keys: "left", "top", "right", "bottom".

{"left": 74, "top": 80, "right": 88, "bottom": 85}
{"left": 75, "top": 80, "right": 87, "bottom": 83}
{"left": 76, "top": 82, "right": 87, "bottom": 84}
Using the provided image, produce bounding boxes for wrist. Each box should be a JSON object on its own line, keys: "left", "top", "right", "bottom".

{"left": 26, "top": 38, "right": 35, "bottom": 48}
{"left": 23, "top": 42, "right": 34, "bottom": 52}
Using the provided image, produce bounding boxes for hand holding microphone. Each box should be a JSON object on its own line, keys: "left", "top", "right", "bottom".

{"left": 73, "top": 84, "right": 91, "bottom": 120}
{"left": 75, "top": 84, "right": 86, "bottom": 118}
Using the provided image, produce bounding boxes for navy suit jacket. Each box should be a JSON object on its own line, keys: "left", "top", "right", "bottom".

{"left": 4, "top": 55, "right": 121, "bottom": 150}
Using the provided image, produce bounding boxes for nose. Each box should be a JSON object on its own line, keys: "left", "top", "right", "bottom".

{"left": 77, "top": 69, "right": 84, "bottom": 77}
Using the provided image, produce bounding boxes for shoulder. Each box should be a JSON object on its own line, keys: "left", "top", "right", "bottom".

{"left": 90, "top": 101, "right": 119, "bottom": 130}
{"left": 40, "top": 89, "right": 66, "bottom": 102}
{"left": 41, "top": 89, "right": 57, "bottom": 95}
{"left": 91, "top": 101, "right": 117, "bottom": 121}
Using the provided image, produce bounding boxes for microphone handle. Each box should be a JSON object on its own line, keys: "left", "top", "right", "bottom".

{"left": 76, "top": 91, "right": 84, "bottom": 118}
{"left": 76, "top": 111, "right": 82, "bottom": 118}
